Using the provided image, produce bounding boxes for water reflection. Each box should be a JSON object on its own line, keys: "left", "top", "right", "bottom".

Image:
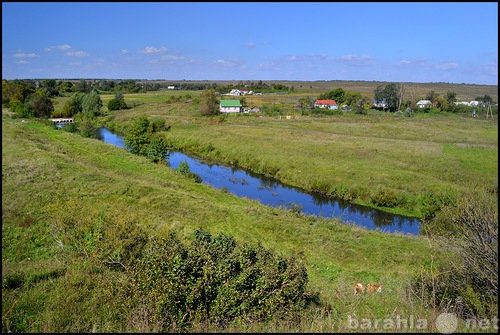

{"left": 97, "top": 127, "right": 421, "bottom": 235}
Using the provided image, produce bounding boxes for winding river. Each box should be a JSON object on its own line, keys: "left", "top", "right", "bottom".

{"left": 97, "top": 127, "right": 421, "bottom": 235}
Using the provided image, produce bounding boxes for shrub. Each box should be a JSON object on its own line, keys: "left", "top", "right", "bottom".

{"left": 146, "top": 135, "right": 170, "bottom": 163}
{"left": 412, "top": 188, "right": 498, "bottom": 318}
{"left": 129, "top": 230, "right": 315, "bottom": 331}
{"left": 371, "top": 185, "right": 398, "bottom": 208}
{"left": 107, "top": 98, "right": 127, "bottom": 111}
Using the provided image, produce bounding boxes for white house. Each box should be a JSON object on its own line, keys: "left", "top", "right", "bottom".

{"left": 314, "top": 99, "right": 338, "bottom": 110}
{"left": 416, "top": 100, "right": 433, "bottom": 108}
{"left": 372, "top": 99, "right": 387, "bottom": 109}
{"left": 220, "top": 100, "right": 242, "bottom": 113}
{"left": 167, "top": 86, "right": 175, "bottom": 90}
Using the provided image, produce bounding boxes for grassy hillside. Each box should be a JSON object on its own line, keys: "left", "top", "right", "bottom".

{"left": 3, "top": 114, "right": 450, "bottom": 332}
{"left": 3, "top": 80, "right": 497, "bottom": 332}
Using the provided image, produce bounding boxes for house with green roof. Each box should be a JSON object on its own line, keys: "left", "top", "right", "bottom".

{"left": 220, "top": 99, "right": 242, "bottom": 113}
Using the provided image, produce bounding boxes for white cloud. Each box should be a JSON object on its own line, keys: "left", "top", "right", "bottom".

{"left": 120, "top": 49, "right": 129, "bottom": 54}
{"left": 160, "top": 55, "right": 184, "bottom": 61}
{"left": 137, "top": 46, "right": 168, "bottom": 54}
{"left": 215, "top": 59, "right": 231, "bottom": 65}
{"left": 13, "top": 53, "right": 38, "bottom": 58}
{"left": 16, "top": 60, "right": 30, "bottom": 64}
{"left": 44, "top": 44, "right": 71, "bottom": 51}
{"left": 338, "top": 54, "right": 373, "bottom": 66}
{"left": 246, "top": 42, "right": 256, "bottom": 48}
{"left": 436, "top": 62, "right": 459, "bottom": 70}
{"left": 66, "top": 51, "right": 90, "bottom": 57}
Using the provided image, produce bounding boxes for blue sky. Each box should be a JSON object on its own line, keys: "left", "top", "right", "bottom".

{"left": 2, "top": 2, "right": 498, "bottom": 84}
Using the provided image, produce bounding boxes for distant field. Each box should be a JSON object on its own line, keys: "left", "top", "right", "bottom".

{"left": 136, "top": 79, "right": 498, "bottom": 101}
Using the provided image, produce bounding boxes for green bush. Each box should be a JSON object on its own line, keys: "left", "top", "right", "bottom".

{"left": 371, "top": 185, "right": 398, "bottom": 208}
{"left": 130, "top": 230, "right": 315, "bottom": 331}
{"left": 107, "top": 98, "right": 127, "bottom": 111}
{"left": 146, "top": 135, "right": 170, "bottom": 163}
{"left": 176, "top": 160, "right": 202, "bottom": 183}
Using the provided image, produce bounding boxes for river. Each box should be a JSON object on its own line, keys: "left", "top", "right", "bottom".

{"left": 97, "top": 127, "right": 421, "bottom": 235}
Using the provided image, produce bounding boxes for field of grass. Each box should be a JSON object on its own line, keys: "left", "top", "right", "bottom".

{"left": 1, "top": 112, "right": 459, "bottom": 332}
{"left": 137, "top": 79, "right": 499, "bottom": 101}
{"left": 96, "top": 88, "right": 498, "bottom": 219}
{"left": 2, "top": 80, "right": 497, "bottom": 332}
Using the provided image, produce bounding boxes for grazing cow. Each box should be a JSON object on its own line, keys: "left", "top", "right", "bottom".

{"left": 354, "top": 283, "right": 383, "bottom": 294}
{"left": 354, "top": 283, "right": 365, "bottom": 295}
{"left": 366, "top": 284, "right": 383, "bottom": 293}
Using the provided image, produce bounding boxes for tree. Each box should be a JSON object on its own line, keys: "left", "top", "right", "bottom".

{"left": 24, "top": 93, "right": 54, "bottom": 118}
{"left": 2, "top": 79, "right": 34, "bottom": 106}
{"left": 107, "top": 91, "right": 128, "bottom": 111}
{"left": 445, "top": 91, "right": 457, "bottom": 104}
{"left": 318, "top": 88, "right": 345, "bottom": 104}
{"left": 146, "top": 135, "right": 170, "bottom": 163}
{"left": 124, "top": 115, "right": 152, "bottom": 156}
{"left": 81, "top": 89, "right": 102, "bottom": 118}
{"left": 425, "top": 90, "right": 438, "bottom": 102}
{"left": 40, "top": 79, "right": 58, "bottom": 97}
{"left": 200, "top": 89, "right": 219, "bottom": 116}
{"left": 476, "top": 95, "right": 493, "bottom": 105}
{"left": 62, "top": 93, "right": 83, "bottom": 117}
{"left": 373, "top": 83, "right": 401, "bottom": 112}
{"left": 79, "top": 118, "right": 99, "bottom": 138}
{"left": 75, "top": 79, "right": 91, "bottom": 93}
{"left": 298, "top": 96, "right": 313, "bottom": 111}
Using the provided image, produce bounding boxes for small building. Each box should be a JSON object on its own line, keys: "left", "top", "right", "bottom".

{"left": 372, "top": 99, "right": 387, "bottom": 109}
{"left": 220, "top": 100, "right": 242, "bottom": 113}
{"left": 243, "top": 106, "right": 261, "bottom": 114}
{"left": 314, "top": 99, "right": 338, "bottom": 110}
{"left": 416, "top": 100, "right": 433, "bottom": 108}
{"left": 341, "top": 105, "right": 352, "bottom": 112}
{"left": 167, "top": 86, "right": 175, "bottom": 90}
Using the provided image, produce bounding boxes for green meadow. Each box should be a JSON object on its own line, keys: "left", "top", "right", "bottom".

{"left": 103, "top": 89, "right": 498, "bottom": 219}
{"left": 2, "top": 83, "right": 498, "bottom": 332}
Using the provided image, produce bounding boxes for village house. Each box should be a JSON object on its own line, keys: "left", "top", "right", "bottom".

{"left": 219, "top": 100, "right": 242, "bottom": 113}
{"left": 416, "top": 99, "right": 433, "bottom": 108}
{"left": 372, "top": 99, "right": 387, "bottom": 109}
{"left": 226, "top": 89, "right": 253, "bottom": 96}
{"left": 243, "top": 106, "right": 261, "bottom": 114}
{"left": 314, "top": 99, "right": 338, "bottom": 110}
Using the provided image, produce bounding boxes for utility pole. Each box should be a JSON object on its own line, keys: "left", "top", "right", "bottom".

{"left": 486, "top": 103, "right": 494, "bottom": 120}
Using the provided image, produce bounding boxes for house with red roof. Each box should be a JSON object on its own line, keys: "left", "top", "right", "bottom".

{"left": 314, "top": 99, "right": 338, "bottom": 110}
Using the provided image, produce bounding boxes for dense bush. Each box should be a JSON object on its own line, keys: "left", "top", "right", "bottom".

{"left": 146, "top": 134, "right": 170, "bottom": 163}
{"left": 412, "top": 188, "right": 498, "bottom": 318}
{"left": 129, "top": 229, "right": 316, "bottom": 331}
{"left": 107, "top": 98, "right": 128, "bottom": 111}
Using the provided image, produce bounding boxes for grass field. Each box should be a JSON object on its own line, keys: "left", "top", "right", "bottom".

{"left": 96, "top": 88, "right": 498, "bottom": 219}
{"left": 2, "top": 81, "right": 498, "bottom": 332}
{"left": 135, "top": 79, "right": 499, "bottom": 102}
